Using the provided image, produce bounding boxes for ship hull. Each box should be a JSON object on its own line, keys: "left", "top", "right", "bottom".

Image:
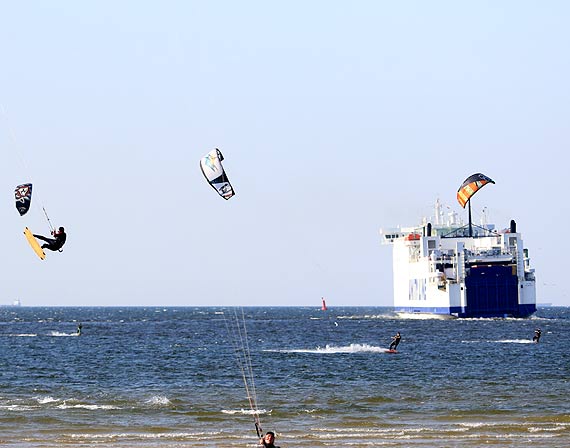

{"left": 395, "top": 304, "right": 536, "bottom": 319}
{"left": 381, "top": 212, "right": 537, "bottom": 320}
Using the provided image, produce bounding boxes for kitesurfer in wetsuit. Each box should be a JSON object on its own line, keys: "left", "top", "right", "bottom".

{"left": 34, "top": 227, "right": 66, "bottom": 251}
{"left": 389, "top": 332, "right": 401, "bottom": 351}
{"left": 77, "top": 323, "right": 82, "bottom": 336}
{"left": 259, "top": 431, "right": 280, "bottom": 448}
{"left": 533, "top": 328, "right": 542, "bottom": 343}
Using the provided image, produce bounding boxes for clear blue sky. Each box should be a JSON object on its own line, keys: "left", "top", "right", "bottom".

{"left": 1, "top": 1, "right": 568, "bottom": 306}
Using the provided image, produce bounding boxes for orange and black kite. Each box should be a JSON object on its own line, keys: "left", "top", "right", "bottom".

{"left": 457, "top": 173, "right": 494, "bottom": 208}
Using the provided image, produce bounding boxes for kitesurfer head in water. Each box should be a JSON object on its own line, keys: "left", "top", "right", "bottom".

{"left": 259, "top": 431, "right": 280, "bottom": 448}
{"left": 33, "top": 227, "right": 66, "bottom": 252}
{"left": 389, "top": 332, "right": 401, "bottom": 351}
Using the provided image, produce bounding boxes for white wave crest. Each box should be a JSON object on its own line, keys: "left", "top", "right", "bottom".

{"left": 69, "top": 431, "right": 220, "bottom": 440}
{"left": 497, "top": 339, "right": 535, "bottom": 344}
{"left": 57, "top": 403, "right": 120, "bottom": 410}
{"left": 462, "top": 339, "right": 535, "bottom": 344}
{"left": 49, "top": 331, "right": 77, "bottom": 337}
{"left": 221, "top": 408, "right": 270, "bottom": 415}
{"left": 37, "top": 396, "right": 60, "bottom": 404}
{"left": 269, "top": 343, "right": 388, "bottom": 354}
{"left": 146, "top": 395, "right": 172, "bottom": 406}
{"left": 0, "top": 404, "right": 35, "bottom": 411}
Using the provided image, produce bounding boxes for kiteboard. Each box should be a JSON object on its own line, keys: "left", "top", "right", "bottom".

{"left": 24, "top": 227, "right": 46, "bottom": 260}
{"left": 386, "top": 349, "right": 398, "bottom": 354}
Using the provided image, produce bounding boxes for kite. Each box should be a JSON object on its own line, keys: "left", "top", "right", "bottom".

{"left": 457, "top": 173, "right": 494, "bottom": 208}
{"left": 15, "top": 183, "right": 33, "bottom": 216}
{"left": 199, "top": 148, "right": 235, "bottom": 200}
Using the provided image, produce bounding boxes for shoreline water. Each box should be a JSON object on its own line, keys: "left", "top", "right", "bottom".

{"left": 0, "top": 306, "right": 567, "bottom": 447}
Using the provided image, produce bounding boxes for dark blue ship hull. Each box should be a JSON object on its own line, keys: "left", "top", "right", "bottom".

{"left": 395, "top": 265, "right": 536, "bottom": 318}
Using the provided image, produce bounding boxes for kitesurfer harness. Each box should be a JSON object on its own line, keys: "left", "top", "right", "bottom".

{"left": 42, "top": 206, "right": 63, "bottom": 252}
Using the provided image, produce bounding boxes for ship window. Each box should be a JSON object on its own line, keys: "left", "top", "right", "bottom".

{"left": 428, "top": 240, "right": 436, "bottom": 249}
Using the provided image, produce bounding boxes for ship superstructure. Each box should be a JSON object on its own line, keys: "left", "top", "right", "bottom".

{"left": 380, "top": 199, "right": 536, "bottom": 318}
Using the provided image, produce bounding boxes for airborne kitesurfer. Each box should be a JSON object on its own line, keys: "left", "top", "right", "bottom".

{"left": 259, "top": 431, "right": 280, "bottom": 448}
{"left": 34, "top": 227, "right": 66, "bottom": 251}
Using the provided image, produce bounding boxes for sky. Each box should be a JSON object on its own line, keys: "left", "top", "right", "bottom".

{"left": 1, "top": 1, "right": 569, "bottom": 307}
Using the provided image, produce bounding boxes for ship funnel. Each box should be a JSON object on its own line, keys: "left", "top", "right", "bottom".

{"left": 426, "top": 223, "right": 432, "bottom": 237}
{"left": 510, "top": 220, "right": 517, "bottom": 233}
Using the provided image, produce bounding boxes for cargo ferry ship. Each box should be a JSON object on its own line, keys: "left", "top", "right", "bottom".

{"left": 379, "top": 174, "right": 536, "bottom": 318}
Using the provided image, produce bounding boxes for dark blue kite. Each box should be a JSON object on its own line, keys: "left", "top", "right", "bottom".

{"left": 15, "top": 183, "right": 33, "bottom": 216}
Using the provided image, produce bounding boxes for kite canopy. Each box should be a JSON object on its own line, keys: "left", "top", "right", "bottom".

{"left": 199, "top": 148, "right": 235, "bottom": 200}
{"left": 457, "top": 173, "right": 494, "bottom": 208}
{"left": 14, "top": 183, "right": 33, "bottom": 216}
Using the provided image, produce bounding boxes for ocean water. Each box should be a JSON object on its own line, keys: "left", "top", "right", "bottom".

{"left": 0, "top": 306, "right": 568, "bottom": 447}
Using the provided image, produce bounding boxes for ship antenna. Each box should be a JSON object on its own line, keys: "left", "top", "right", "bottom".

{"left": 468, "top": 199, "right": 473, "bottom": 237}
{"left": 481, "top": 207, "right": 488, "bottom": 227}
{"left": 435, "top": 199, "right": 441, "bottom": 226}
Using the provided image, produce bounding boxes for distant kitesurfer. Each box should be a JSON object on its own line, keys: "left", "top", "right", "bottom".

{"left": 389, "top": 332, "right": 401, "bottom": 351}
{"left": 34, "top": 227, "right": 66, "bottom": 251}
{"left": 77, "top": 323, "right": 82, "bottom": 336}
{"left": 533, "top": 328, "right": 542, "bottom": 343}
{"left": 259, "top": 431, "right": 280, "bottom": 448}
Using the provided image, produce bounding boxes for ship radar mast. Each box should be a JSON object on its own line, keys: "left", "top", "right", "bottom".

{"left": 480, "top": 206, "right": 489, "bottom": 227}
{"left": 434, "top": 198, "right": 443, "bottom": 226}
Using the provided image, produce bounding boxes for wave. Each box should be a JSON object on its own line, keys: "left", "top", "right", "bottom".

{"left": 496, "top": 339, "right": 535, "bottom": 344}
{"left": 221, "top": 408, "right": 270, "bottom": 415}
{"left": 0, "top": 404, "right": 36, "bottom": 411}
{"left": 56, "top": 403, "right": 120, "bottom": 410}
{"left": 67, "top": 431, "right": 223, "bottom": 441}
{"left": 266, "top": 343, "right": 390, "bottom": 354}
{"left": 1, "top": 394, "right": 186, "bottom": 413}
{"left": 2, "top": 332, "right": 78, "bottom": 337}
{"left": 36, "top": 396, "right": 60, "bottom": 404}
{"left": 48, "top": 331, "right": 78, "bottom": 337}
{"left": 57, "top": 423, "right": 567, "bottom": 445}
{"left": 337, "top": 314, "right": 395, "bottom": 320}
{"left": 146, "top": 395, "right": 172, "bottom": 406}
{"left": 462, "top": 339, "right": 535, "bottom": 344}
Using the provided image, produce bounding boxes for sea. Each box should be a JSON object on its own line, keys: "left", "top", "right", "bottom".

{"left": 0, "top": 306, "right": 569, "bottom": 447}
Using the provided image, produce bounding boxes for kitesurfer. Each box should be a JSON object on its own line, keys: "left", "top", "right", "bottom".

{"left": 259, "top": 431, "right": 280, "bottom": 448}
{"left": 533, "top": 328, "right": 542, "bottom": 343}
{"left": 34, "top": 227, "right": 66, "bottom": 251}
{"left": 77, "top": 323, "right": 82, "bottom": 336}
{"left": 389, "top": 332, "right": 401, "bottom": 351}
